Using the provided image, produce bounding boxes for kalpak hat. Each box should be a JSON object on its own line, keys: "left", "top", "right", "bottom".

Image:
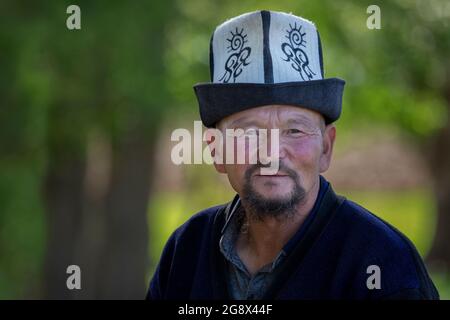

{"left": 194, "top": 10, "right": 345, "bottom": 127}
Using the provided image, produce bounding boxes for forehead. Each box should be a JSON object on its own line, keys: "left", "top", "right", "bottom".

{"left": 218, "top": 105, "right": 323, "bottom": 128}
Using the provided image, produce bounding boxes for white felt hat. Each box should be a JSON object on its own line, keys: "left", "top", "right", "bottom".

{"left": 194, "top": 10, "right": 345, "bottom": 127}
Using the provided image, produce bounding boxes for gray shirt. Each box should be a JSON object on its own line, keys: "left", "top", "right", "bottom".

{"left": 219, "top": 177, "right": 328, "bottom": 300}
{"left": 219, "top": 208, "right": 288, "bottom": 300}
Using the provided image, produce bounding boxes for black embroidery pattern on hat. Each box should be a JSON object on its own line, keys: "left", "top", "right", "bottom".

{"left": 281, "top": 23, "right": 316, "bottom": 81}
{"left": 219, "top": 27, "right": 251, "bottom": 83}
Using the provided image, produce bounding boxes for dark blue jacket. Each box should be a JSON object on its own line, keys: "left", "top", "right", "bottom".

{"left": 147, "top": 180, "right": 439, "bottom": 300}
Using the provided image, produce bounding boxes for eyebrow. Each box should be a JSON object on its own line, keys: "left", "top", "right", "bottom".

{"left": 286, "top": 116, "right": 316, "bottom": 127}
{"left": 228, "top": 118, "right": 262, "bottom": 128}
{"left": 227, "top": 115, "right": 318, "bottom": 129}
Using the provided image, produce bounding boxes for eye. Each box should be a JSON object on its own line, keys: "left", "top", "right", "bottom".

{"left": 286, "top": 128, "right": 304, "bottom": 136}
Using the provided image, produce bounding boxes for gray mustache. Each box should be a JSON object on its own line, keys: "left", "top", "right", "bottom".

{"left": 244, "top": 162, "right": 299, "bottom": 181}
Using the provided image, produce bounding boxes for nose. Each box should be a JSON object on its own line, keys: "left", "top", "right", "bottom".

{"left": 257, "top": 128, "right": 286, "bottom": 165}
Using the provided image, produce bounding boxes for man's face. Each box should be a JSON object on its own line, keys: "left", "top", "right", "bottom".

{"left": 210, "top": 105, "right": 335, "bottom": 219}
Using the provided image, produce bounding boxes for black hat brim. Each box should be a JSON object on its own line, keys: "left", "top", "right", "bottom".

{"left": 194, "top": 78, "right": 345, "bottom": 127}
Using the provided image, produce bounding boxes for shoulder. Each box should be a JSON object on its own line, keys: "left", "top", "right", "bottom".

{"left": 146, "top": 203, "right": 226, "bottom": 299}
{"left": 157, "top": 203, "right": 227, "bottom": 260}
{"left": 337, "top": 199, "right": 415, "bottom": 254}
{"left": 170, "top": 204, "right": 225, "bottom": 242}
{"left": 332, "top": 198, "right": 438, "bottom": 299}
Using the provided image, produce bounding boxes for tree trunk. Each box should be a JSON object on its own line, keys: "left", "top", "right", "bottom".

{"left": 43, "top": 155, "right": 86, "bottom": 299}
{"left": 97, "top": 131, "right": 154, "bottom": 299}
{"left": 42, "top": 128, "right": 155, "bottom": 299}
{"left": 426, "top": 81, "right": 450, "bottom": 270}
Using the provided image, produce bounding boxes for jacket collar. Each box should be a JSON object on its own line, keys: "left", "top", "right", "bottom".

{"left": 210, "top": 177, "right": 345, "bottom": 299}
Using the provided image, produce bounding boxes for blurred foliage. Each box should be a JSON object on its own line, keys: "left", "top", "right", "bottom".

{"left": 1, "top": 0, "right": 175, "bottom": 298}
{"left": 1, "top": 0, "right": 450, "bottom": 298}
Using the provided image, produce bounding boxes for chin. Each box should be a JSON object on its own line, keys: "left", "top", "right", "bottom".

{"left": 254, "top": 185, "right": 293, "bottom": 200}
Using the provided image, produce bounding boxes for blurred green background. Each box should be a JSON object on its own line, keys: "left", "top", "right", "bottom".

{"left": 1, "top": 0, "right": 450, "bottom": 299}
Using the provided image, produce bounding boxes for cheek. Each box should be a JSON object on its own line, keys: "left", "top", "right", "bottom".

{"left": 224, "top": 163, "right": 250, "bottom": 194}
{"left": 285, "top": 139, "right": 322, "bottom": 191}
{"left": 286, "top": 138, "right": 322, "bottom": 170}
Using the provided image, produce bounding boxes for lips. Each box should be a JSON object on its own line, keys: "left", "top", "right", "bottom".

{"left": 245, "top": 163, "right": 297, "bottom": 180}
{"left": 254, "top": 172, "right": 289, "bottom": 177}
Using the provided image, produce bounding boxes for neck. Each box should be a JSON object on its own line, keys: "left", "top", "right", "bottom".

{"left": 236, "top": 177, "right": 321, "bottom": 275}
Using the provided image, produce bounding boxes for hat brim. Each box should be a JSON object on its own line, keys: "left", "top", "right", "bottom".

{"left": 194, "top": 78, "right": 345, "bottom": 127}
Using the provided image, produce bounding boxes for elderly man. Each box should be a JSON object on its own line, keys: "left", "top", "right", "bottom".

{"left": 147, "top": 10, "right": 438, "bottom": 300}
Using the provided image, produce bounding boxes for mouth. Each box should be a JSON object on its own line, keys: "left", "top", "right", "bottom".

{"left": 254, "top": 172, "right": 289, "bottom": 177}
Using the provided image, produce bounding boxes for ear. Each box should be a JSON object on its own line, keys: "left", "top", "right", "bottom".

{"left": 205, "top": 128, "right": 226, "bottom": 174}
{"left": 319, "top": 124, "right": 336, "bottom": 173}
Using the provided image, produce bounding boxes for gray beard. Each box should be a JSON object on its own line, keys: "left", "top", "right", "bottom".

{"left": 240, "top": 162, "right": 306, "bottom": 222}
